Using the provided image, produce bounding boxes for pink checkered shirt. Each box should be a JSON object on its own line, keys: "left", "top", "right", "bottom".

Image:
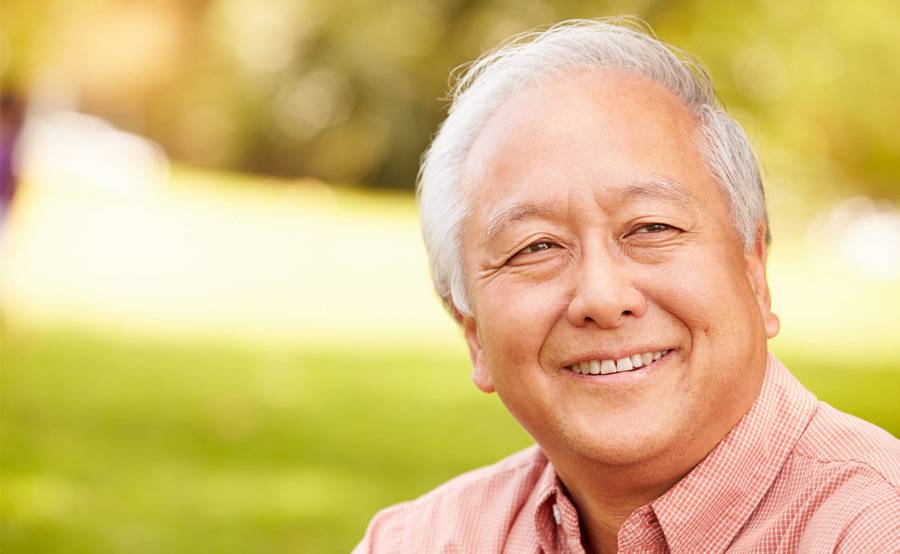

{"left": 355, "top": 354, "right": 900, "bottom": 552}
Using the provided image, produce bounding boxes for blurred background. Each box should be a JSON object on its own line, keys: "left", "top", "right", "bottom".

{"left": 1, "top": 1, "right": 898, "bottom": 552}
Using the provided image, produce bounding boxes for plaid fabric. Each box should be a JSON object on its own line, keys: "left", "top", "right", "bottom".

{"left": 355, "top": 354, "right": 900, "bottom": 553}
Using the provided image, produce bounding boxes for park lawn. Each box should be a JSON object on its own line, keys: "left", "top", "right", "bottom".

{"left": 1, "top": 326, "right": 898, "bottom": 554}
{"left": 0, "top": 327, "right": 528, "bottom": 553}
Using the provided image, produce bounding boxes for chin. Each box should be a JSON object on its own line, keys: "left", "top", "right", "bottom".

{"left": 563, "top": 425, "right": 678, "bottom": 468}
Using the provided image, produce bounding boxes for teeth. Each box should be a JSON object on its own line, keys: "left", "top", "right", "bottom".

{"left": 616, "top": 357, "right": 633, "bottom": 371}
{"left": 567, "top": 349, "right": 670, "bottom": 375}
{"left": 600, "top": 359, "right": 617, "bottom": 374}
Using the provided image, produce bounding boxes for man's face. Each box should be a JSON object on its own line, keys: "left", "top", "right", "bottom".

{"left": 458, "top": 69, "right": 779, "bottom": 471}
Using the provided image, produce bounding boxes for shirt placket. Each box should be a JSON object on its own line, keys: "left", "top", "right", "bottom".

{"left": 617, "top": 506, "right": 669, "bottom": 553}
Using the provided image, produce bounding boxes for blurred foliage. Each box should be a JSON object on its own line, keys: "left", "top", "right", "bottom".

{"left": 1, "top": 0, "right": 898, "bottom": 196}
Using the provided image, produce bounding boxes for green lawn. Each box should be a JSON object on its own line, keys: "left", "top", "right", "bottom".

{"left": 0, "top": 328, "right": 529, "bottom": 553}
{"left": 2, "top": 327, "right": 898, "bottom": 553}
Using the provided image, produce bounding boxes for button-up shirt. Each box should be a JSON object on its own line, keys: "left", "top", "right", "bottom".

{"left": 355, "top": 354, "right": 900, "bottom": 552}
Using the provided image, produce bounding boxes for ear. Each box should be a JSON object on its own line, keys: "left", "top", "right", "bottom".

{"left": 452, "top": 305, "right": 495, "bottom": 393}
{"left": 744, "top": 226, "right": 780, "bottom": 339}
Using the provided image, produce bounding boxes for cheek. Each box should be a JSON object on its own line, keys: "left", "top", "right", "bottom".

{"left": 647, "top": 256, "right": 763, "bottom": 398}
{"left": 644, "top": 249, "right": 758, "bottom": 340}
{"left": 477, "top": 280, "right": 566, "bottom": 371}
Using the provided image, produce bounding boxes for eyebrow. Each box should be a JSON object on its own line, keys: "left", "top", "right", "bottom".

{"left": 482, "top": 176, "right": 699, "bottom": 244}
{"left": 621, "top": 176, "right": 700, "bottom": 208}
{"left": 484, "top": 202, "right": 556, "bottom": 244}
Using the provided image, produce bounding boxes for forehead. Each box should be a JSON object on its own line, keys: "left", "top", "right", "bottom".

{"left": 462, "top": 68, "right": 723, "bottom": 214}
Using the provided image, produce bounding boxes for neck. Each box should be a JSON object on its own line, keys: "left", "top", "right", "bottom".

{"left": 555, "top": 459, "right": 693, "bottom": 553}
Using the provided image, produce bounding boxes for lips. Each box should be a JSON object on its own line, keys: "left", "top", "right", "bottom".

{"left": 564, "top": 349, "right": 672, "bottom": 375}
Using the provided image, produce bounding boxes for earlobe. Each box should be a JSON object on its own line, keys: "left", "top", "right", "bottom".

{"left": 458, "top": 312, "right": 495, "bottom": 393}
{"left": 745, "top": 227, "right": 780, "bottom": 339}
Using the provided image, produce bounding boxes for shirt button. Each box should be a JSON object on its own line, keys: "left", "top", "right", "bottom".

{"left": 552, "top": 503, "right": 562, "bottom": 525}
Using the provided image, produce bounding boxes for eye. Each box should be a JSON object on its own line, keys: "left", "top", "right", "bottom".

{"left": 635, "top": 223, "right": 672, "bottom": 234}
{"left": 621, "top": 222, "right": 682, "bottom": 244}
{"left": 507, "top": 240, "right": 560, "bottom": 264}
{"left": 521, "top": 241, "right": 557, "bottom": 254}
{"left": 627, "top": 222, "right": 682, "bottom": 237}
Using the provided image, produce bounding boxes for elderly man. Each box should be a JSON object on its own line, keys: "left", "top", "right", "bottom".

{"left": 356, "top": 19, "right": 899, "bottom": 553}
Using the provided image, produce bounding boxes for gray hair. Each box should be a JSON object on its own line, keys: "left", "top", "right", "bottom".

{"left": 418, "top": 17, "right": 768, "bottom": 315}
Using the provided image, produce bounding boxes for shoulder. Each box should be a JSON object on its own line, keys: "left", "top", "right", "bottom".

{"left": 797, "top": 473, "right": 900, "bottom": 552}
{"left": 793, "top": 400, "right": 900, "bottom": 489}
{"left": 785, "top": 401, "right": 900, "bottom": 550}
{"left": 353, "top": 445, "right": 548, "bottom": 553}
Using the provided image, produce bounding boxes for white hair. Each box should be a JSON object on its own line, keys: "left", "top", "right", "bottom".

{"left": 418, "top": 17, "right": 768, "bottom": 315}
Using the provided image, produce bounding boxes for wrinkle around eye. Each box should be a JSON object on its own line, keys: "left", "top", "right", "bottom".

{"left": 485, "top": 232, "right": 566, "bottom": 266}
{"left": 619, "top": 228, "right": 692, "bottom": 261}
{"left": 476, "top": 244, "right": 567, "bottom": 287}
{"left": 504, "top": 237, "right": 575, "bottom": 269}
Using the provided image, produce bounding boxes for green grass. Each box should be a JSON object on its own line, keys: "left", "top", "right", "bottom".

{"left": 1, "top": 326, "right": 897, "bottom": 553}
{"left": 0, "top": 327, "right": 530, "bottom": 553}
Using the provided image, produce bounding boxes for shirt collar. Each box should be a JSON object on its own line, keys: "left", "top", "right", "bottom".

{"left": 532, "top": 458, "right": 584, "bottom": 554}
{"left": 646, "top": 353, "right": 818, "bottom": 552}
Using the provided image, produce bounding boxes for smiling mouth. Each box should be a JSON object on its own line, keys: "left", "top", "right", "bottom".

{"left": 564, "top": 349, "right": 673, "bottom": 376}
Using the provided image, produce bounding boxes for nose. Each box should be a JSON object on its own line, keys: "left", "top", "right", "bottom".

{"left": 566, "top": 248, "right": 647, "bottom": 328}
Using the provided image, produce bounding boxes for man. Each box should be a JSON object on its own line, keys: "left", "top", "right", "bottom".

{"left": 356, "top": 19, "right": 899, "bottom": 553}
